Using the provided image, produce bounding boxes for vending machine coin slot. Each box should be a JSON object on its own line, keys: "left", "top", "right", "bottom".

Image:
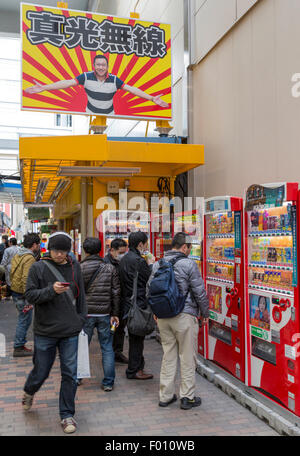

{"left": 291, "top": 307, "right": 296, "bottom": 321}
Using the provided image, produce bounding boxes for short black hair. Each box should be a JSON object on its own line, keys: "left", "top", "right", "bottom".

{"left": 110, "top": 238, "right": 127, "bottom": 251}
{"left": 128, "top": 231, "right": 148, "bottom": 249}
{"left": 9, "top": 237, "right": 17, "bottom": 246}
{"left": 94, "top": 54, "right": 108, "bottom": 65}
{"left": 171, "top": 232, "right": 192, "bottom": 250}
{"left": 23, "top": 233, "right": 40, "bottom": 249}
{"left": 83, "top": 237, "right": 102, "bottom": 255}
{"left": 2, "top": 235, "right": 8, "bottom": 240}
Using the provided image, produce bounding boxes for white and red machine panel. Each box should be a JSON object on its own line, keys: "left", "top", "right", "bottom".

{"left": 203, "top": 196, "right": 245, "bottom": 381}
{"left": 245, "top": 183, "right": 300, "bottom": 415}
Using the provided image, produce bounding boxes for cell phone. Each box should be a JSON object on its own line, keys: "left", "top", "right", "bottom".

{"left": 60, "top": 282, "right": 70, "bottom": 286}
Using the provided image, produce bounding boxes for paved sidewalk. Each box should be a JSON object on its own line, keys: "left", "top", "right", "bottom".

{"left": 0, "top": 298, "right": 279, "bottom": 436}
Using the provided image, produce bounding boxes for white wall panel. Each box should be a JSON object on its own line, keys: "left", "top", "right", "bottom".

{"left": 237, "top": 0, "right": 258, "bottom": 18}
{"left": 191, "top": 0, "right": 300, "bottom": 199}
{"left": 194, "top": 0, "right": 237, "bottom": 63}
{"left": 192, "top": 0, "right": 259, "bottom": 64}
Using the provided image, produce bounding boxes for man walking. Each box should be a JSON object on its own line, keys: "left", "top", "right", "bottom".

{"left": 147, "top": 232, "right": 209, "bottom": 410}
{"left": 80, "top": 237, "right": 120, "bottom": 391}
{"left": 10, "top": 233, "right": 40, "bottom": 357}
{"left": 119, "top": 231, "right": 154, "bottom": 380}
{"left": 104, "top": 238, "right": 128, "bottom": 364}
{"left": 1, "top": 237, "right": 18, "bottom": 297}
{"left": 22, "top": 232, "right": 86, "bottom": 434}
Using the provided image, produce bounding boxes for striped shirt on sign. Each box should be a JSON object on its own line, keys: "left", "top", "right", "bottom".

{"left": 76, "top": 72, "right": 125, "bottom": 115}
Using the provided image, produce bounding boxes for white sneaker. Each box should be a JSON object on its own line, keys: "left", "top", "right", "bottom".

{"left": 61, "top": 417, "right": 77, "bottom": 434}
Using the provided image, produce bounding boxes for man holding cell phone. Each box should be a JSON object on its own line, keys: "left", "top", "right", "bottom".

{"left": 22, "top": 232, "right": 87, "bottom": 435}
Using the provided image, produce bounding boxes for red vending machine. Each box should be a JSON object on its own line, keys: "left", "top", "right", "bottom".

{"left": 152, "top": 212, "right": 173, "bottom": 259}
{"left": 173, "top": 207, "right": 205, "bottom": 356}
{"left": 245, "top": 182, "right": 300, "bottom": 415}
{"left": 97, "top": 210, "right": 152, "bottom": 258}
{"left": 203, "top": 196, "right": 245, "bottom": 381}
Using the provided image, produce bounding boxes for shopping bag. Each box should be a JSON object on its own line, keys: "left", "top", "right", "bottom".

{"left": 77, "top": 330, "right": 91, "bottom": 378}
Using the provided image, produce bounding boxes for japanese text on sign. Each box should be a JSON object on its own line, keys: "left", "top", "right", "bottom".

{"left": 26, "top": 11, "right": 167, "bottom": 58}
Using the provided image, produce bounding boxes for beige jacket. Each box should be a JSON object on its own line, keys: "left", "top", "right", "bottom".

{"left": 10, "top": 247, "right": 36, "bottom": 294}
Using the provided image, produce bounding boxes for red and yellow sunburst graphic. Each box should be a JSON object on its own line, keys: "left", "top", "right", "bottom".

{"left": 21, "top": 4, "right": 172, "bottom": 120}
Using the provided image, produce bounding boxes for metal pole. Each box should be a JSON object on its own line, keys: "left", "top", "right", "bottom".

{"left": 80, "top": 177, "right": 87, "bottom": 259}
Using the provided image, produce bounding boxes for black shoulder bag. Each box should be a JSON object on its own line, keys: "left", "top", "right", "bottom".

{"left": 127, "top": 268, "right": 156, "bottom": 337}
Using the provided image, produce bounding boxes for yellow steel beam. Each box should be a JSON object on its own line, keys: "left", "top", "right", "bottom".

{"left": 19, "top": 135, "right": 204, "bottom": 169}
{"left": 19, "top": 135, "right": 109, "bottom": 162}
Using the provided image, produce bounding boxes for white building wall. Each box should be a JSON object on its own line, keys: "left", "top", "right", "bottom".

{"left": 190, "top": 0, "right": 300, "bottom": 199}
{"left": 192, "top": 0, "right": 259, "bottom": 64}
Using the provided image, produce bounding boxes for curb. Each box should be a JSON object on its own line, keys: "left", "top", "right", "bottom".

{"left": 196, "top": 358, "right": 300, "bottom": 436}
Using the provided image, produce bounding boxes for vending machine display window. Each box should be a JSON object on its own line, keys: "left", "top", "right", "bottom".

{"left": 249, "top": 294, "right": 271, "bottom": 331}
{"left": 251, "top": 336, "right": 277, "bottom": 366}
{"left": 208, "top": 284, "right": 222, "bottom": 314}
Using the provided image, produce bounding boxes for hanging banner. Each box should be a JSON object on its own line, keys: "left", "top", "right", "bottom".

{"left": 21, "top": 3, "right": 172, "bottom": 120}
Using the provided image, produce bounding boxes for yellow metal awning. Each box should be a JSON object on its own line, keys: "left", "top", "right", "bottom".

{"left": 19, "top": 134, "right": 205, "bottom": 204}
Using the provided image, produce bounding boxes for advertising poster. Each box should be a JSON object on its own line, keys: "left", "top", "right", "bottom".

{"left": 21, "top": 3, "right": 172, "bottom": 120}
{"left": 249, "top": 294, "right": 271, "bottom": 331}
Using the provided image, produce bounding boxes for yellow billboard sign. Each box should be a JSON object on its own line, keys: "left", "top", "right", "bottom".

{"left": 21, "top": 3, "right": 172, "bottom": 120}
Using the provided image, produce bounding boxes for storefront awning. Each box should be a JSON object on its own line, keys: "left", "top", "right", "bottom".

{"left": 19, "top": 134, "right": 205, "bottom": 204}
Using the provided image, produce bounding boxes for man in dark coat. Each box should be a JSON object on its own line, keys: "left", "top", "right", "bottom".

{"left": 104, "top": 238, "right": 128, "bottom": 363}
{"left": 22, "top": 232, "right": 86, "bottom": 434}
{"left": 80, "top": 237, "right": 120, "bottom": 391}
{"left": 119, "top": 231, "right": 154, "bottom": 380}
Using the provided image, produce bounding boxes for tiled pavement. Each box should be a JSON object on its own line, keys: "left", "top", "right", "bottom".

{"left": 0, "top": 298, "right": 279, "bottom": 436}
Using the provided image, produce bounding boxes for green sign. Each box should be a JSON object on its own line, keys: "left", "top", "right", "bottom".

{"left": 40, "top": 224, "right": 57, "bottom": 234}
{"left": 209, "top": 311, "right": 218, "bottom": 321}
{"left": 251, "top": 325, "right": 269, "bottom": 341}
{"left": 28, "top": 207, "right": 50, "bottom": 221}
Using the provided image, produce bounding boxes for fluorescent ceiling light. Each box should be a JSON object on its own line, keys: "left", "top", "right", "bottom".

{"left": 57, "top": 166, "right": 141, "bottom": 177}
{"left": 48, "top": 179, "right": 70, "bottom": 204}
{"left": 35, "top": 178, "right": 49, "bottom": 203}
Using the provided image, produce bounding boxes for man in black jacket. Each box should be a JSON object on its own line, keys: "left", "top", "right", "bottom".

{"left": 22, "top": 232, "right": 86, "bottom": 434}
{"left": 80, "top": 237, "right": 120, "bottom": 391}
{"left": 104, "top": 238, "right": 128, "bottom": 364}
{"left": 119, "top": 231, "right": 154, "bottom": 380}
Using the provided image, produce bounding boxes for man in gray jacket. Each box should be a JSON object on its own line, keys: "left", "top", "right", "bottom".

{"left": 147, "top": 232, "right": 209, "bottom": 410}
{"left": 1, "top": 237, "right": 18, "bottom": 296}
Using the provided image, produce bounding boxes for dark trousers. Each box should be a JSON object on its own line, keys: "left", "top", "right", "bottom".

{"left": 113, "top": 317, "right": 127, "bottom": 355}
{"left": 126, "top": 331, "right": 145, "bottom": 378}
{"left": 24, "top": 334, "right": 78, "bottom": 419}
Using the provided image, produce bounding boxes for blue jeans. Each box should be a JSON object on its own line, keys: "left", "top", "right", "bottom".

{"left": 83, "top": 316, "right": 115, "bottom": 387}
{"left": 12, "top": 292, "right": 33, "bottom": 349}
{"left": 24, "top": 334, "right": 78, "bottom": 419}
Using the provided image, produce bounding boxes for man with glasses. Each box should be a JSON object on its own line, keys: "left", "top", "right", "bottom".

{"left": 22, "top": 232, "right": 86, "bottom": 434}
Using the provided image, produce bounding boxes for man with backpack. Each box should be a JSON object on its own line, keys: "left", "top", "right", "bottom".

{"left": 10, "top": 233, "right": 40, "bottom": 357}
{"left": 80, "top": 237, "right": 120, "bottom": 391}
{"left": 147, "top": 232, "right": 209, "bottom": 410}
